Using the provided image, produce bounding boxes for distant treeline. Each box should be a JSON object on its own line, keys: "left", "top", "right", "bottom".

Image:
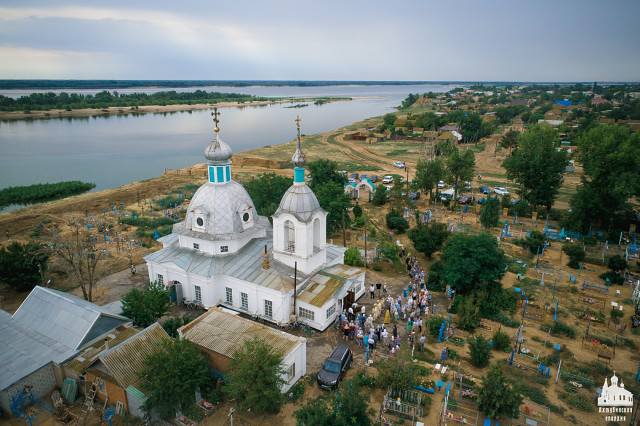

{"left": 0, "top": 181, "right": 96, "bottom": 207}
{"left": 0, "top": 80, "right": 434, "bottom": 90}
{"left": 0, "top": 90, "right": 265, "bottom": 112}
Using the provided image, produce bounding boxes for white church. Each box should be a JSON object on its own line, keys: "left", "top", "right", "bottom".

{"left": 598, "top": 372, "right": 634, "bottom": 408}
{"left": 145, "top": 112, "right": 365, "bottom": 330}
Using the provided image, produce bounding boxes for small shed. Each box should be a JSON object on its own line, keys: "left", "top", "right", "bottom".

{"left": 179, "top": 308, "right": 306, "bottom": 393}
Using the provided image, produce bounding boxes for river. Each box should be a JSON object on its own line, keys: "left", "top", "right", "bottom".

{"left": 0, "top": 83, "right": 458, "bottom": 196}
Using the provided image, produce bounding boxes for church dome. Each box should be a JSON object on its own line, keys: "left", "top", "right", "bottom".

{"left": 275, "top": 184, "right": 322, "bottom": 222}
{"left": 185, "top": 181, "right": 257, "bottom": 236}
{"left": 204, "top": 137, "right": 233, "bottom": 163}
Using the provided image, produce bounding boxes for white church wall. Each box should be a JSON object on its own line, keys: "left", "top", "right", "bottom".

{"left": 220, "top": 275, "right": 293, "bottom": 325}
{"left": 297, "top": 298, "right": 337, "bottom": 331}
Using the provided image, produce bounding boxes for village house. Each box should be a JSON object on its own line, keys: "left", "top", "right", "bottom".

{"left": 178, "top": 307, "right": 306, "bottom": 393}
{"left": 81, "top": 323, "right": 171, "bottom": 418}
{"left": 0, "top": 286, "right": 130, "bottom": 416}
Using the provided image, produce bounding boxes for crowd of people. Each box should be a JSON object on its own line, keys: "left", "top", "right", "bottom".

{"left": 335, "top": 250, "right": 438, "bottom": 361}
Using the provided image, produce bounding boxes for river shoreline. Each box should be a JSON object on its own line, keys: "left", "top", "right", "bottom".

{"left": 0, "top": 97, "right": 351, "bottom": 121}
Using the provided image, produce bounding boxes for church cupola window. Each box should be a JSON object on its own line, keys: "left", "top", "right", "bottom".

{"left": 285, "top": 220, "right": 296, "bottom": 252}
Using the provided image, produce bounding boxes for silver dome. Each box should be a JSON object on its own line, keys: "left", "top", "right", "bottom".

{"left": 204, "top": 136, "right": 233, "bottom": 163}
{"left": 184, "top": 181, "right": 256, "bottom": 236}
{"left": 275, "top": 184, "right": 323, "bottom": 222}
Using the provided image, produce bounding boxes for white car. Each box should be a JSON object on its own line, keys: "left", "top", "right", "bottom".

{"left": 393, "top": 161, "right": 406, "bottom": 168}
{"left": 382, "top": 175, "right": 394, "bottom": 185}
{"left": 494, "top": 187, "right": 510, "bottom": 196}
{"left": 437, "top": 180, "right": 445, "bottom": 189}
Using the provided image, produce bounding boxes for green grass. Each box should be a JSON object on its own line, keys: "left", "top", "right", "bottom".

{"left": 386, "top": 148, "right": 409, "bottom": 157}
{"left": 337, "top": 162, "right": 382, "bottom": 172}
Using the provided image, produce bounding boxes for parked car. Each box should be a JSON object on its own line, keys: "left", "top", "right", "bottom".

{"left": 480, "top": 185, "right": 490, "bottom": 194}
{"left": 370, "top": 175, "right": 379, "bottom": 183}
{"left": 409, "top": 191, "right": 421, "bottom": 200}
{"left": 457, "top": 195, "right": 472, "bottom": 204}
{"left": 317, "top": 344, "right": 353, "bottom": 389}
{"left": 437, "top": 180, "right": 446, "bottom": 189}
{"left": 440, "top": 188, "right": 455, "bottom": 201}
{"left": 494, "top": 187, "right": 510, "bottom": 196}
{"left": 393, "top": 160, "right": 406, "bottom": 168}
{"left": 382, "top": 175, "right": 394, "bottom": 184}
{"left": 349, "top": 173, "right": 359, "bottom": 180}
{"left": 360, "top": 174, "right": 368, "bottom": 181}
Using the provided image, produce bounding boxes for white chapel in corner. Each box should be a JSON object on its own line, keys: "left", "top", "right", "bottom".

{"left": 145, "top": 111, "right": 365, "bottom": 330}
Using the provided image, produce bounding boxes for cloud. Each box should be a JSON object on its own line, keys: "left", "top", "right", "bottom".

{"left": 0, "top": 46, "right": 122, "bottom": 78}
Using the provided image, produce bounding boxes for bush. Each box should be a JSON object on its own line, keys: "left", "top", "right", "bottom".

{"left": 456, "top": 297, "right": 480, "bottom": 331}
{"left": 162, "top": 315, "right": 194, "bottom": 338}
{"left": 600, "top": 270, "right": 624, "bottom": 285}
{"left": 0, "top": 241, "right": 49, "bottom": 292}
{"left": 479, "top": 198, "right": 501, "bottom": 229}
{"left": 492, "top": 330, "right": 511, "bottom": 352}
{"left": 547, "top": 321, "right": 576, "bottom": 339}
{"left": 372, "top": 184, "right": 388, "bottom": 205}
{"left": 344, "top": 247, "right": 364, "bottom": 266}
{"left": 427, "top": 316, "right": 445, "bottom": 338}
{"left": 386, "top": 209, "right": 409, "bottom": 233}
{"left": 524, "top": 231, "right": 546, "bottom": 255}
{"left": 469, "top": 336, "right": 492, "bottom": 368}
{"left": 608, "top": 255, "right": 627, "bottom": 272}
{"left": 562, "top": 243, "right": 585, "bottom": 269}
{"left": 352, "top": 204, "right": 363, "bottom": 218}
{"left": 121, "top": 281, "right": 170, "bottom": 327}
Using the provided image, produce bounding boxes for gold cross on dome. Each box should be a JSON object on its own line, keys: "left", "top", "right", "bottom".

{"left": 211, "top": 108, "right": 221, "bottom": 132}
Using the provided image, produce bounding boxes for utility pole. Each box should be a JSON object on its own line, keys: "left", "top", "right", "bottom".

{"left": 342, "top": 209, "right": 346, "bottom": 247}
{"left": 293, "top": 261, "right": 298, "bottom": 317}
{"left": 364, "top": 222, "right": 368, "bottom": 269}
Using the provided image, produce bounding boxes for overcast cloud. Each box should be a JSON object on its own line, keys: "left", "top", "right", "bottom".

{"left": 0, "top": 0, "right": 638, "bottom": 81}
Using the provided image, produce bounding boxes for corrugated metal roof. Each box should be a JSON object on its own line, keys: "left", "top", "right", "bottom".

{"left": 12, "top": 286, "right": 129, "bottom": 350}
{"left": 180, "top": 308, "right": 305, "bottom": 359}
{"left": 97, "top": 323, "right": 170, "bottom": 389}
{"left": 0, "top": 310, "right": 77, "bottom": 391}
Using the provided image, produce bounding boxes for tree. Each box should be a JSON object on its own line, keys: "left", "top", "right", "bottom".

{"left": 295, "top": 398, "right": 333, "bottom": 426}
{"left": 569, "top": 125, "right": 640, "bottom": 232}
{"left": 382, "top": 113, "right": 396, "bottom": 131}
{"left": 244, "top": 173, "right": 291, "bottom": 218}
{"left": 352, "top": 203, "right": 363, "bottom": 218}
{"left": 479, "top": 198, "right": 501, "bottom": 229}
{"left": 477, "top": 365, "right": 522, "bottom": 419}
{"left": 441, "top": 233, "right": 506, "bottom": 294}
{"left": 141, "top": 339, "right": 211, "bottom": 418}
{"left": 456, "top": 296, "right": 480, "bottom": 331}
{"left": 307, "top": 160, "right": 351, "bottom": 234}
{"left": 524, "top": 230, "right": 546, "bottom": 255}
{"left": 376, "top": 358, "right": 417, "bottom": 393}
{"left": 492, "top": 330, "right": 511, "bottom": 352}
{"left": 307, "top": 159, "right": 346, "bottom": 190}
{"left": 499, "top": 130, "right": 519, "bottom": 154}
{"left": 608, "top": 255, "right": 627, "bottom": 274}
{"left": 469, "top": 336, "right": 492, "bottom": 367}
{"left": 371, "top": 184, "right": 387, "bottom": 206}
{"left": 344, "top": 247, "right": 364, "bottom": 267}
{"left": 562, "top": 243, "right": 585, "bottom": 269}
{"left": 446, "top": 148, "right": 475, "bottom": 208}
{"left": 121, "top": 281, "right": 170, "bottom": 327}
{"left": 408, "top": 222, "right": 449, "bottom": 258}
{"left": 0, "top": 241, "right": 48, "bottom": 291}
{"left": 414, "top": 158, "right": 446, "bottom": 203}
{"left": 502, "top": 125, "right": 567, "bottom": 211}
{"left": 295, "top": 379, "right": 371, "bottom": 426}
{"left": 314, "top": 181, "right": 352, "bottom": 235}
{"left": 225, "top": 338, "right": 285, "bottom": 413}
{"left": 386, "top": 209, "right": 409, "bottom": 233}
{"left": 43, "top": 217, "right": 105, "bottom": 301}
{"left": 161, "top": 315, "right": 193, "bottom": 338}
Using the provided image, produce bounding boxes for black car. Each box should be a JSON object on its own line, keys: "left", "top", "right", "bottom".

{"left": 317, "top": 344, "right": 352, "bottom": 389}
{"left": 408, "top": 191, "right": 421, "bottom": 200}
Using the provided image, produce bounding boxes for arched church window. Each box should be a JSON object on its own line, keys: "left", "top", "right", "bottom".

{"left": 285, "top": 220, "right": 295, "bottom": 252}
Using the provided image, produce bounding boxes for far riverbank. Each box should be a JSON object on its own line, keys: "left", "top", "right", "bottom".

{"left": 0, "top": 97, "right": 350, "bottom": 121}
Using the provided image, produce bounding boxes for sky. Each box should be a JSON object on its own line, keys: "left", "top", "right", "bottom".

{"left": 1, "top": 0, "right": 639, "bottom": 82}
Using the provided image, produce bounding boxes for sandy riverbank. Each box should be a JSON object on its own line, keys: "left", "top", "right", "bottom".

{"left": 0, "top": 97, "right": 350, "bottom": 121}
